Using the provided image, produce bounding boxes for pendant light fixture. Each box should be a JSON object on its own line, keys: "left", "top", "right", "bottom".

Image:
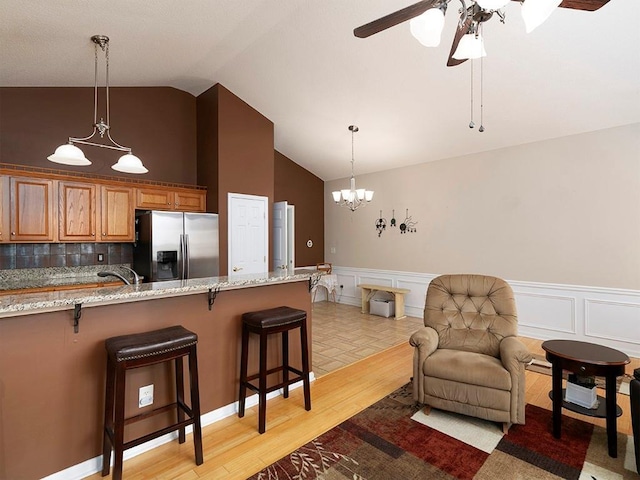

{"left": 48, "top": 35, "right": 148, "bottom": 174}
{"left": 331, "top": 125, "right": 374, "bottom": 212}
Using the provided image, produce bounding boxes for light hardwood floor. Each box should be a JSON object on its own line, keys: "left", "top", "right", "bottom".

{"left": 87, "top": 303, "right": 639, "bottom": 480}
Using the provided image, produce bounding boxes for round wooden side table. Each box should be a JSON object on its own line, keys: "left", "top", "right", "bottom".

{"left": 542, "top": 339, "right": 630, "bottom": 458}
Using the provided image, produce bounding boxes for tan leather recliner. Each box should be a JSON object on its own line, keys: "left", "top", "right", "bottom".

{"left": 410, "top": 274, "right": 532, "bottom": 432}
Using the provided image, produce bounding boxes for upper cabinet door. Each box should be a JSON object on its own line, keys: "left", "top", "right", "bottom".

{"left": 135, "top": 186, "right": 206, "bottom": 212}
{"left": 174, "top": 190, "right": 206, "bottom": 212}
{"left": 100, "top": 185, "right": 134, "bottom": 242}
{"left": 0, "top": 176, "right": 9, "bottom": 243}
{"left": 59, "top": 181, "right": 97, "bottom": 242}
{"left": 135, "top": 187, "right": 174, "bottom": 211}
{"left": 10, "top": 176, "right": 56, "bottom": 242}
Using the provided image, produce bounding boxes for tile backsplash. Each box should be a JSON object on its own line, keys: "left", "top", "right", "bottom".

{"left": 0, "top": 243, "right": 133, "bottom": 270}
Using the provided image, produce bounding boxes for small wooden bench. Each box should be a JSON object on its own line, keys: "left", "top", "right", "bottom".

{"left": 357, "top": 284, "right": 411, "bottom": 320}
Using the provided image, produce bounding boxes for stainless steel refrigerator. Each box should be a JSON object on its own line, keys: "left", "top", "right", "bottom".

{"left": 133, "top": 211, "right": 219, "bottom": 282}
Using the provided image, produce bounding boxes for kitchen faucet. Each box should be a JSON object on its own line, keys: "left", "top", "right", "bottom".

{"left": 97, "top": 266, "right": 141, "bottom": 286}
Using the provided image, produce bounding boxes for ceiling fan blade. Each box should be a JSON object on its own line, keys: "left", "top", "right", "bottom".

{"left": 558, "top": 0, "right": 610, "bottom": 11}
{"left": 510, "top": 0, "right": 611, "bottom": 11}
{"left": 354, "top": 0, "right": 440, "bottom": 38}
{"left": 446, "top": 16, "right": 473, "bottom": 67}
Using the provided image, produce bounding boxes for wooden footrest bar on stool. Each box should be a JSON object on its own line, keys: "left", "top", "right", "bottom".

{"left": 238, "top": 306, "right": 312, "bottom": 433}
{"left": 101, "top": 325, "right": 203, "bottom": 480}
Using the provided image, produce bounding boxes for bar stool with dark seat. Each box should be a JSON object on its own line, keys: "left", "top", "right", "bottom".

{"left": 238, "top": 306, "right": 311, "bottom": 433}
{"left": 102, "top": 325, "right": 203, "bottom": 480}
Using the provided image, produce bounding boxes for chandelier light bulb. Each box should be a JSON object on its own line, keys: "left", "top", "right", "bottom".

{"left": 409, "top": 8, "right": 446, "bottom": 47}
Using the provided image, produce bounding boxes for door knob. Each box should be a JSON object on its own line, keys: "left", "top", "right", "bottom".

{"left": 232, "top": 266, "right": 243, "bottom": 272}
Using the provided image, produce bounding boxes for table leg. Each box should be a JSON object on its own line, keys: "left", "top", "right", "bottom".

{"left": 551, "top": 360, "right": 563, "bottom": 438}
{"left": 361, "top": 289, "right": 369, "bottom": 314}
{"left": 605, "top": 374, "right": 618, "bottom": 458}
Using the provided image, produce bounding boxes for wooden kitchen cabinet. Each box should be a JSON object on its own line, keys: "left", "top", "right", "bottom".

{"left": 9, "top": 176, "right": 56, "bottom": 242}
{"left": 58, "top": 180, "right": 98, "bottom": 242}
{"left": 0, "top": 176, "right": 9, "bottom": 243}
{"left": 100, "top": 185, "right": 134, "bottom": 242}
{"left": 135, "top": 186, "right": 206, "bottom": 212}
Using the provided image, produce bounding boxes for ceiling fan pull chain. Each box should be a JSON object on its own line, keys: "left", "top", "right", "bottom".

{"left": 479, "top": 24, "right": 485, "bottom": 133}
{"left": 469, "top": 58, "right": 475, "bottom": 129}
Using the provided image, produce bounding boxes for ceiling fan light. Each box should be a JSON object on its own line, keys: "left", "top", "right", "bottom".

{"left": 453, "top": 33, "right": 487, "bottom": 60}
{"left": 521, "top": 0, "right": 562, "bottom": 33}
{"left": 476, "top": 0, "right": 510, "bottom": 10}
{"left": 47, "top": 143, "right": 92, "bottom": 166}
{"left": 409, "top": 8, "right": 445, "bottom": 47}
{"left": 111, "top": 153, "right": 148, "bottom": 174}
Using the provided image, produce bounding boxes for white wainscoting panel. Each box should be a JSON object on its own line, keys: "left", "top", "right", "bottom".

{"left": 324, "top": 267, "right": 640, "bottom": 357}
{"left": 514, "top": 292, "right": 576, "bottom": 335}
{"left": 584, "top": 298, "right": 640, "bottom": 349}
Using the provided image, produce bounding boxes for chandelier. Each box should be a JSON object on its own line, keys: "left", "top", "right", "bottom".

{"left": 331, "top": 125, "right": 374, "bottom": 212}
{"left": 47, "top": 35, "right": 148, "bottom": 174}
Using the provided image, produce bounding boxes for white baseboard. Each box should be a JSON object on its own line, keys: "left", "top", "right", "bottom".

{"left": 42, "top": 375, "right": 315, "bottom": 480}
{"left": 326, "top": 266, "right": 640, "bottom": 358}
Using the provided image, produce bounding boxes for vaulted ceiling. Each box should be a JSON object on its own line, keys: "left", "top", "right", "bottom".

{"left": 1, "top": 0, "right": 638, "bottom": 180}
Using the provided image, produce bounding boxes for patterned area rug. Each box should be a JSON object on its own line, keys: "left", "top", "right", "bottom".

{"left": 250, "top": 383, "right": 638, "bottom": 479}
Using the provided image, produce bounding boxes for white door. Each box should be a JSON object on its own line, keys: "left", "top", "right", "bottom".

{"left": 228, "top": 193, "right": 268, "bottom": 277}
{"left": 286, "top": 205, "right": 295, "bottom": 270}
{"left": 273, "top": 201, "right": 287, "bottom": 272}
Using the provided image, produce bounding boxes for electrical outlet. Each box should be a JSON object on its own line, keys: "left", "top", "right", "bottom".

{"left": 97, "top": 253, "right": 104, "bottom": 262}
{"left": 139, "top": 384, "right": 154, "bottom": 408}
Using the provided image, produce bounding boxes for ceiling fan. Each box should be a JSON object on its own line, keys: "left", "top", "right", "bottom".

{"left": 354, "top": 0, "right": 611, "bottom": 66}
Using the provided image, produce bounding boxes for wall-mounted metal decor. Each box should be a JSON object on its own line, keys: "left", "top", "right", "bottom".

{"left": 399, "top": 209, "right": 418, "bottom": 234}
{"left": 375, "top": 210, "right": 387, "bottom": 237}
{"left": 390, "top": 209, "right": 397, "bottom": 228}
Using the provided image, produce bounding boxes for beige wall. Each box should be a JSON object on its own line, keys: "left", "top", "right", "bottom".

{"left": 325, "top": 124, "right": 640, "bottom": 290}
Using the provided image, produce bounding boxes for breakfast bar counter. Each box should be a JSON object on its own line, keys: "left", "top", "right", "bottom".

{"left": 0, "top": 270, "right": 318, "bottom": 480}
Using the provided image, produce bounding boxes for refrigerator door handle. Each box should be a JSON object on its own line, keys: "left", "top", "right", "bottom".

{"left": 179, "top": 234, "right": 185, "bottom": 280}
{"left": 185, "top": 234, "right": 190, "bottom": 279}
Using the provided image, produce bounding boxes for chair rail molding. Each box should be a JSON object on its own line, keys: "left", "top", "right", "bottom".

{"left": 327, "top": 266, "right": 640, "bottom": 358}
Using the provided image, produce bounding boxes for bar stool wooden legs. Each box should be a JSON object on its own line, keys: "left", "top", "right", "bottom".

{"left": 238, "top": 306, "right": 311, "bottom": 433}
{"left": 102, "top": 326, "right": 203, "bottom": 480}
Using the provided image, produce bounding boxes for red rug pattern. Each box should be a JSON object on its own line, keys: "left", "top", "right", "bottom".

{"left": 250, "top": 383, "right": 637, "bottom": 479}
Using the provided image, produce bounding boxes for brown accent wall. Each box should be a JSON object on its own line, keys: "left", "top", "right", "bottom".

{"left": 0, "top": 282, "right": 311, "bottom": 480}
{"left": 196, "top": 84, "right": 275, "bottom": 275}
{"left": 0, "top": 87, "right": 197, "bottom": 184}
{"left": 274, "top": 151, "right": 324, "bottom": 267}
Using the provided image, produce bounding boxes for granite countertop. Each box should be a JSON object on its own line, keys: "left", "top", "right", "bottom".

{"left": 0, "top": 269, "right": 319, "bottom": 317}
{"left": 0, "top": 265, "right": 137, "bottom": 291}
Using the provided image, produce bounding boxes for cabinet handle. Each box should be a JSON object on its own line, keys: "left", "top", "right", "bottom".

{"left": 167, "top": 202, "right": 171, "bottom": 205}
{"left": 102, "top": 232, "right": 106, "bottom": 236}
{"left": 91, "top": 233, "right": 95, "bottom": 237}
{"left": 12, "top": 232, "right": 16, "bottom": 236}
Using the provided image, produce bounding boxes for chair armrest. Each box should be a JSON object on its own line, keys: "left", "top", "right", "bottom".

{"left": 410, "top": 326, "right": 439, "bottom": 403}
{"left": 499, "top": 336, "right": 532, "bottom": 373}
{"left": 409, "top": 326, "right": 439, "bottom": 355}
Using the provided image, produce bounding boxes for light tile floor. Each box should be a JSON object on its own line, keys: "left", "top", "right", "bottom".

{"left": 311, "top": 301, "right": 423, "bottom": 376}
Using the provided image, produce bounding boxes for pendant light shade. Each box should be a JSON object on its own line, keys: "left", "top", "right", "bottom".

{"left": 521, "top": 0, "right": 562, "bottom": 33}
{"left": 476, "top": 0, "right": 510, "bottom": 10}
{"left": 48, "top": 35, "right": 148, "bottom": 174}
{"left": 111, "top": 153, "right": 148, "bottom": 174}
{"left": 409, "top": 7, "right": 446, "bottom": 47}
{"left": 453, "top": 32, "right": 487, "bottom": 60}
{"left": 47, "top": 143, "right": 91, "bottom": 166}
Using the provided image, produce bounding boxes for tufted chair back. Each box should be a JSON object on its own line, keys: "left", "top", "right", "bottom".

{"left": 424, "top": 274, "right": 518, "bottom": 358}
